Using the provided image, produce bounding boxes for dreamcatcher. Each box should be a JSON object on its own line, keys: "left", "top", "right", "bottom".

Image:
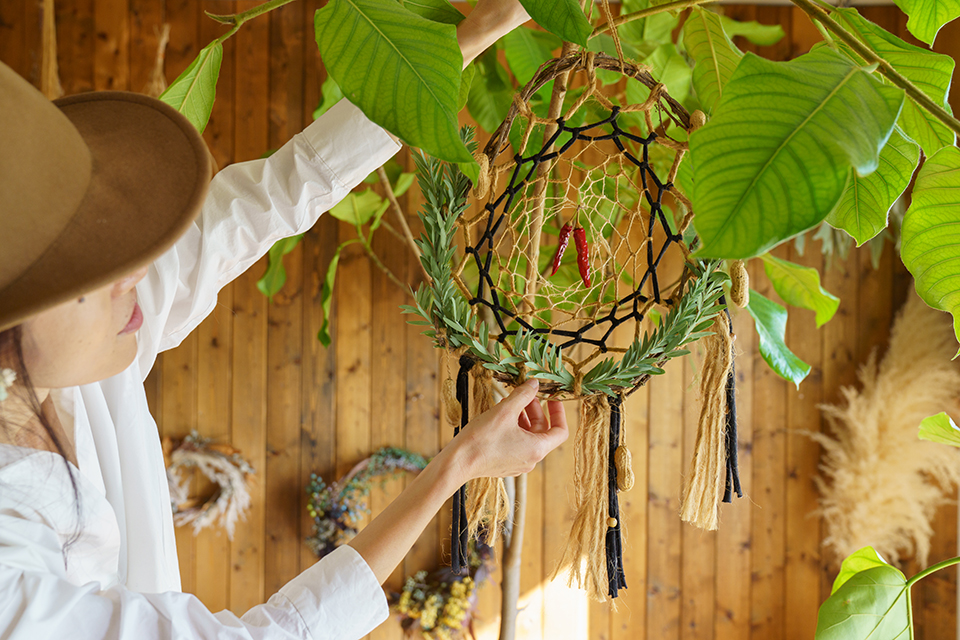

{"left": 405, "top": 50, "right": 745, "bottom": 602}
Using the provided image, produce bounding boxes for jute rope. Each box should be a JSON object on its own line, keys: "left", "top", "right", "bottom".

{"left": 679, "top": 313, "right": 733, "bottom": 530}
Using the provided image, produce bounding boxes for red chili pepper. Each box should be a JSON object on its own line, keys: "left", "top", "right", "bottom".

{"left": 549, "top": 223, "right": 574, "bottom": 276}
{"left": 574, "top": 226, "right": 590, "bottom": 287}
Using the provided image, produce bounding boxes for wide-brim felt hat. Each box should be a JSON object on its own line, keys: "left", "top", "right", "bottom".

{"left": 0, "top": 61, "right": 211, "bottom": 332}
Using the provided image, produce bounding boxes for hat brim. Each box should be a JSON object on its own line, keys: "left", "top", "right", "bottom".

{"left": 0, "top": 92, "right": 211, "bottom": 332}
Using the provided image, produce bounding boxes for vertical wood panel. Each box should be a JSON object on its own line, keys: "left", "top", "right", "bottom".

{"left": 93, "top": 0, "right": 128, "bottom": 90}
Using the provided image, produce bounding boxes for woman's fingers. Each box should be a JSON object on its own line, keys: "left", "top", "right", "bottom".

{"left": 522, "top": 399, "right": 547, "bottom": 433}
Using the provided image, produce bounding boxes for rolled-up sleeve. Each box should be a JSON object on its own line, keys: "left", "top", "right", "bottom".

{"left": 135, "top": 100, "right": 402, "bottom": 373}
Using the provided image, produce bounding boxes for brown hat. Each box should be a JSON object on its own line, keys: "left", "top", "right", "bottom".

{"left": 0, "top": 62, "right": 211, "bottom": 332}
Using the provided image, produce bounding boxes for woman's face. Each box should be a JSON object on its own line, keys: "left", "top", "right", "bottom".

{"left": 18, "top": 267, "right": 148, "bottom": 389}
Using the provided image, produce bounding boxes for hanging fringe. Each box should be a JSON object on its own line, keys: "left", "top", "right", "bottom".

{"left": 680, "top": 303, "right": 742, "bottom": 530}
{"left": 556, "top": 394, "right": 613, "bottom": 602}
{"left": 605, "top": 395, "right": 627, "bottom": 598}
{"left": 451, "top": 355, "right": 473, "bottom": 575}
{"left": 466, "top": 367, "right": 509, "bottom": 546}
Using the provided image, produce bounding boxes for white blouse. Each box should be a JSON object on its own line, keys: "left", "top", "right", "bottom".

{"left": 0, "top": 100, "right": 402, "bottom": 639}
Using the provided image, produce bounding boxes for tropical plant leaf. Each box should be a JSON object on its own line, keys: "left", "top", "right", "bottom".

{"left": 892, "top": 0, "right": 960, "bottom": 45}
{"left": 517, "top": 0, "right": 591, "bottom": 47}
{"left": 318, "top": 243, "right": 348, "bottom": 347}
{"left": 690, "top": 47, "right": 905, "bottom": 259}
{"left": 504, "top": 26, "right": 561, "bottom": 86}
{"left": 467, "top": 48, "right": 513, "bottom": 133}
{"left": 827, "top": 128, "right": 919, "bottom": 246}
{"left": 315, "top": 0, "right": 469, "bottom": 162}
{"left": 745, "top": 290, "right": 811, "bottom": 388}
{"left": 257, "top": 234, "right": 304, "bottom": 300}
{"left": 833, "top": 7, "right": 956, "bottom": 155}
{"left": 761, "top": 254, "right": 840, "bottom": 327}
{"left": 832, "top": 546, "right": 891, "bottom": 595}
{"left": 458, "top": 62, "right": 476, "bottom": 111}
{"left": 815, "top": 564, "right": 911, "bottom": 639}
{"left": 329, "top": 189, "right": 388, "bottom": 226}
{"left": 618, "top": 0, "right": 679, "bottom": 59}
{"left": 313, "top": 74, "right": 344, "bottom": 121}
{"left": 159, "top": 42, "right": 223, "bottom": 134}
{"left": 901, "top": 146, "right": 960, "bottom": 354}
{"left": 683, "top": 8, "right": 742, "bottom": 115}
{"left": 918, "top": 411, "right": 960, "bottom": 447}
{"left": 718, "top": 14, "right": 785, "bottom": 46}
{"left": 643, "top": 44, "right": 692, "bottom": 105}
{"left": 396, "top": 0, "right": 463, "bottom": 24}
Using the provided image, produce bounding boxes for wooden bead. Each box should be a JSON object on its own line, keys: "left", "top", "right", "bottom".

{"left": 607, "top": 517, "right": 618, "bottom": 528}
{"left": 615, "top": 446, "right": 635, "bottom": 492}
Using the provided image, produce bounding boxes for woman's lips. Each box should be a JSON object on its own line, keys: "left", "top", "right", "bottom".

{"left": 119, "top": 301, "right": 143, "bottom": 335}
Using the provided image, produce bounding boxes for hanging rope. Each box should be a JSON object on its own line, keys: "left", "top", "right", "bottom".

{"left": 452, "top": 355, "right": 473, "bottom": 574}
{"left": 605, "top": 395, "right": 627, "bottom": 598}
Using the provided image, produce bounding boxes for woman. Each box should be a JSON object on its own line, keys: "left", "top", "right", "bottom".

{"left": 0, "top": 2, "right": 568, "bottom": 638}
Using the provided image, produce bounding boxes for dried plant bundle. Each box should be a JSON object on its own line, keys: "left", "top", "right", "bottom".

{"left": 815, "top": 293, "right": 960, "bottom": 567}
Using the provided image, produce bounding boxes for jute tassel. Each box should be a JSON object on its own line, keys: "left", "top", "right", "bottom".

{"left": 40, "top": 0, "right": 62, "bottom": 99}
{"left": 680, "top": 312, "right": 734, "bottom": 530}
{"left": 144, "top": 24, "right": 171, "bottom": 98}
{"left": 556, "top": 394, "right": 612, "bottom": 602}
{"left": 466, "top": 367, "right": 510, "bottom": 545}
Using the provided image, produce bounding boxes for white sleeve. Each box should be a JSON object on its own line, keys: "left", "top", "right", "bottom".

{"left": 135, "top": 100, "right": 402, "bottom": 374}
{"left": 0, "top": 532, "right": 389, "bottom": 640}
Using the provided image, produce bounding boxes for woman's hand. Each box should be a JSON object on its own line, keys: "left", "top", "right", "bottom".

{"left": 444, "top": 379, "right": 569, "bottom": 483}
{"left": 457, "top": 0, "right": 531, "bottom": 68}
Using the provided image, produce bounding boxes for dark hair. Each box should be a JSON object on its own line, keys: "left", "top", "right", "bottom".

{"left": 0, "top": 326, "right": 82, "bottom": 553}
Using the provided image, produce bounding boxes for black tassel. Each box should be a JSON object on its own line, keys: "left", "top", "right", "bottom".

{"left": 721, "top": 307, "right": 743, "bottom": 503}
{"left": 452, "top": 356, "right": 473, "bottom": 574}
{"left": 606, "top": 395, "right": 627, "bottom": 598}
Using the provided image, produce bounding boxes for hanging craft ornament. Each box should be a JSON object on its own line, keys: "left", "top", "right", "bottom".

{"left": 405, "top": 51, "right": 743, "bottom": 602}
{"left": 163, "top": 431, "right": 255, "bottom": 539}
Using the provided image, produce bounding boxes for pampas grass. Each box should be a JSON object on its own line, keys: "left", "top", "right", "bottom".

{"left": 815, "top": 293, "right": 960, "bottom": 567}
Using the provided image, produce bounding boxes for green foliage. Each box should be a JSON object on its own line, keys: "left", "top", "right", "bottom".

{"left": 467, "top": 48, "right": 513, "bottom": 134}
{"left": 257, "top": 234, "right": 304, "bottom": 300}
{"left": 329, "top": 190, "right": 390, "bottom": 226}
{"left": 900, "top": 145, "right": 960, "bottom": 353}
{"left": 315, "top": 0, "right": 469, "bottom": 162}
{"left": 717, "top": 14, "right": 785, "bottom": 46}
{"left": 318, "top": 243, "right": 344, "bottom": 347}
{"left": 832, "top": 7, "right": 956, "bottom": 154}
{"left": 159, "top": 42, "right": 223, "bottom": 133}
{"left": 517, "top": 0, "right": 592, "bottom": 47}
{"left": 831, "top": 546, "right": 890, "bottom": 595}
{"left": 690, "top": 47, "right": 905, "bottom": 259}
{"left": 313, "top": 74, "right": 344, "bottom": 120}
{"left": 918, "top": 411, "right": 960, "bottom": 447}
{"left": 396, "top": 0, "right": 463, "bottom": 25}
{"left": 503, "top": 26, "right": 562, "bottom": 85}
{"left": 816, "top": 552, "right": 911, "bottom": 639}
{"left": 761, "top": 254, "right": 840, "bottom": 328}
{"left": 745, "top": 290, "right": 811, "bottom": 388}
{"left": 827, "top": 128, "right": 920, "bottom": 246}
{"left": 683, "top": 8, "right": 742, "bottom": 115}
{"left": 892, "top": 0, "right": 960, "bottom": 45}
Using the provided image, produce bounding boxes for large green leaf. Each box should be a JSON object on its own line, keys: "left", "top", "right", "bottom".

{"left": 396, "top": 0, "right": 463, "bottom": 24}
{"left": 745, "top": 290, "right": 811, "bottom": 388}
{"left": 257, "top": 235, "right": 304, "bottom": 300}
{"left": 918, "top": 412, "right": 960, "bottom": 447}
{"left": 643, "top": 44, "right": 692, "bottom": 105}
{"left": 329, "top": 189, "right": 389, "bottom": 226}
{"left": 690, "top": 47, "right": 905, "bottom": 259}
{"left": 618, "top": 0, "right": 678, "bottom": 58}
{"left": 315, "top": 0, "right": 469, "bottom": 162}
{"left": 833, "top": 7, "right": 955, "bottom": 155}
{"left": 762, "top": 254, "right": 840, "bottom": 327}
{"left": 901, "top": 146, "right": 960, "bottom": 353}
{"left": 827, "top": 128, "right": 920, "bottom": 246}
{"left": 467, "top": 48, "right": 513, "bottom": 134}
{"left": 718, "top": 14, "right": 785, "bottom": 46}
{"left": 518, "top": 0, "right": 591, "bottom": 47}
{"left": 159, "top": 42, "right": 223, "bottom": 134}
{"left": 318, "top": 243, "right": 347, "bottom": 347}
{"left": 504, "top": 26, "right": 561, "bottom": 86}
{"left": 892, "top": 0, "right": 960, "bottom": 45}
{"left": 815, "top": 564, "right": 911, "bottom": 640}
{"left": 683, "top": 8, "right": 742, "bottom": 115}
{"left": 832, "top": 547, "right": 890, "bottom": 595}
{"left": 313, "top": 74, "right": 344, "bottom": 121}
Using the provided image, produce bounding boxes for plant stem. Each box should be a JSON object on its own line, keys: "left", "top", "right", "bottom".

{"left": 790, "top": 0, "right": 960, "bottom": 138}
{"left": 358, "top": 235, "right": 408, "bottom": 292}
{"left": 207, "top": 0, "right": 299, "bottom": 45}
{"left": 591, "top": 0, "right": 718, "bottom": 38}
{"left": 376, "top": 166, "right": 431, "bottom": 284}
{"left": 906, "top": 555, "right": 960, "bottom": 587}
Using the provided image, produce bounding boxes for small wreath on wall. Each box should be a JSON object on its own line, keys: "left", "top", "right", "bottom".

{"left": 306, "top": 447, "right": 429, "bottom": 558}
{"left": 162, "top": 431, "right": 255, "bottom": 539}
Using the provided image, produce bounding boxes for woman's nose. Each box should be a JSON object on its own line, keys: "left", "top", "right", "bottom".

{"left": 112, "top": 266, "right": 149, "bottom": 296}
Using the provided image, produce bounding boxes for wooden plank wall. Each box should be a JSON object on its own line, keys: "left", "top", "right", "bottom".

{"left": 3, "top": 1, "right": 959, "bottom": 637}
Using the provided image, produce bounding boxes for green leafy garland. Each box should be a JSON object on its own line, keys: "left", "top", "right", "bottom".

{"left": 401, "top": 142, "right": 728, "bottom": 397}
